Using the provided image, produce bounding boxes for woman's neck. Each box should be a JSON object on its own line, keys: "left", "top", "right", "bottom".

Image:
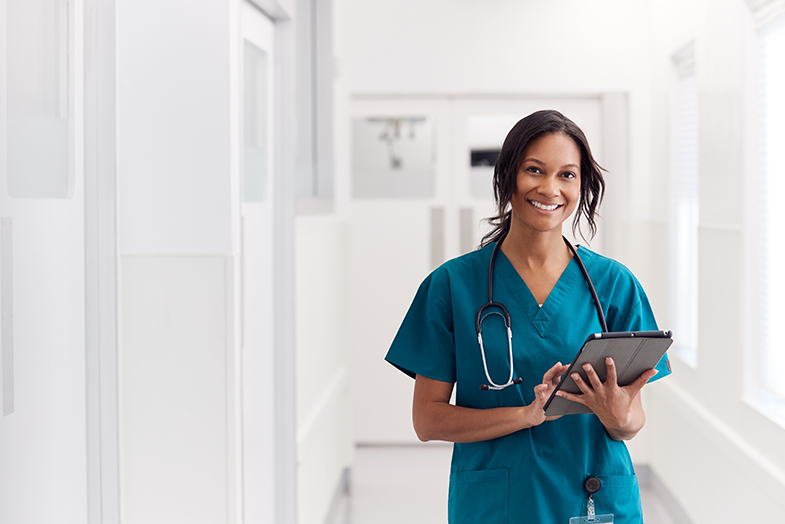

{"left": 500, "top": 226, "right": 571, "bottom": 270}
{"left": 499, "top": 225, "right": 575, "bottom": 305}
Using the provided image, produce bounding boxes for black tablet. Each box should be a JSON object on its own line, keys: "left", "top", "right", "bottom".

{"left": 543, "top": 330, "right": 673, "bottom": 417}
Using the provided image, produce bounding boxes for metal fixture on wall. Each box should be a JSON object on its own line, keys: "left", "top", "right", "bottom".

{"left": 351, "top": 116, "right": 434, "bottom": 198}
{"left": 369, "top": 117, "right": 426, "bottom": 169}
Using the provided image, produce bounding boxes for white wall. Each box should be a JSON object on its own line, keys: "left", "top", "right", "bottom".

{"left": 116, "top": 1, "right": 238, "bottom": 521}
{"left": 117, "top": 0, "right": 233, "bottom": 257}
{"left": 295, "top": 217, "right": 353, "bottom": 524}
{"left": 0, "top": 1, "right": 90, "bottom": 521}
{"left": 642, "top": 0, "right": 785, "bottom": 521}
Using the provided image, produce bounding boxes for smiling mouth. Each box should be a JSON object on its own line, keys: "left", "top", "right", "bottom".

{"left": 529, "top": 200, "right": 562, "bottom": 211}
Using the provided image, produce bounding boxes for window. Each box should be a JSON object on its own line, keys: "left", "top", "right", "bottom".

{"left": 295, "top": 0, "right": 334, "bottom": 213}
{"left": 669, "top": 43, "right": 699, "bottom": 367}
{"left": 243, "top": 40, "right": 270, "bottom": 203}
{"left": 754, "top": 12, "right": 785, "bottom": 420}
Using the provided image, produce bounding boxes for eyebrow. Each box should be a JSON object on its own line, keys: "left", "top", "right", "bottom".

{"left": 522, "top": 158, "right": 580, "bottom": 170}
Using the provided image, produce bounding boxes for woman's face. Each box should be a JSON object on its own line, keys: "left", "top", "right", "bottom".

{"left": 509, "top": 132, "right": 582, "bottom": 236}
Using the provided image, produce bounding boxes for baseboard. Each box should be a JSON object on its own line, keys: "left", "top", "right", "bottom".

{"left": 322, "top": 467, "right": 352, "bottom": 524}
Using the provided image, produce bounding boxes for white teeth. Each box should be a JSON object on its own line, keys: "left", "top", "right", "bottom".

{"left": 530, "top": 201, "right": 560, "bottom": 211}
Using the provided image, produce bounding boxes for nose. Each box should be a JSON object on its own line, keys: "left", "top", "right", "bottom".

{"left": 537, "top": 175, "right": 560, "bottom": 198}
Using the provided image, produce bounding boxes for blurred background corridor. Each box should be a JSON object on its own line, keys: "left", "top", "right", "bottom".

{"left": 1, "top": 0, "right": 785, "bottom": 523}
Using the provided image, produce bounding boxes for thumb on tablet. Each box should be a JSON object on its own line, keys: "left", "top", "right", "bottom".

{"left": 628, "top": 368, "right": 658, "bottom": 395}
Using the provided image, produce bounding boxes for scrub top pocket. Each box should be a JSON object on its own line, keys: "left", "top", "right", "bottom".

{"left": 448, "top": 468, "right": 509, "bottom": 524}
{"left": 590, "top": 474, "right": 643, "bottom": 524}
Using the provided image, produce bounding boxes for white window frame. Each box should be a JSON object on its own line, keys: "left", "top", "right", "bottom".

{"left": 745, "top": 0, "right": 785, "bottom": 427}
{"left": 668, "top": 42, "right": 700, "bottom": 368}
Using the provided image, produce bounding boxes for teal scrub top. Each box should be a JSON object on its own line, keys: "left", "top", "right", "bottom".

{"left": 385, "top": 242, "right": 671, "bottom": 524}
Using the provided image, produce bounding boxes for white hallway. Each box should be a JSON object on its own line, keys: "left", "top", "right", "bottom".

{"left": 1, "top": 1, "right": 785, "bottom": 524}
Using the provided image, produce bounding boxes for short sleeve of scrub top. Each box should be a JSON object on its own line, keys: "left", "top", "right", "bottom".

{"left": 386, "top": 269, "right": 457, "bottom": 384}
{"left": 384, "top": 243, "right": 671, "bottom": 524}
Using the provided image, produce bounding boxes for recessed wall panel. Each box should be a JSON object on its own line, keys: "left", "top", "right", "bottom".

{"left": 120, "top": 255, "right": 228, "bottom": 524}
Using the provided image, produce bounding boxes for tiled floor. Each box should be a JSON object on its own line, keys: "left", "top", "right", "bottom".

{"left": 333, "top": 445, "right": 681, "bottom": 524}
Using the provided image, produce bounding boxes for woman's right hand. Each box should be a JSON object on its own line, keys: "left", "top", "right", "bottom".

{"left": 525, "top": 362, "right": 570, "bottom": 426}
{"left": 412, "top": 361, "right": 570, "bottom": 443}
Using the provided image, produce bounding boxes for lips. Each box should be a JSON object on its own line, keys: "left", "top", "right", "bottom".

{"left": 529, "top": 200, "right": 562, "bottom": 211}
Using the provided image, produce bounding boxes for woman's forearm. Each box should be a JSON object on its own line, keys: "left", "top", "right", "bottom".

{"left": 412, "top": 373, "right": 560, "bottom": 443}
{"left": 413, "top": 399, "right": 537, "bottom": 443}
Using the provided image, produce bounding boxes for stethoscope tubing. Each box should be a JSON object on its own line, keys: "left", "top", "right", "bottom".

{"left": 563, "top": 236, "right": 608, "bottom": 333}
{"left": 476, "top": 318, "right": 514, "bottom": 390}
{"left": 476, "top": 231, "right": 608, "bottom": 390}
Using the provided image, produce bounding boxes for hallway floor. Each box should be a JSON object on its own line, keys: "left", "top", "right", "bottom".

{"left": 333, "top": 445, "right": 681, "bottom": 524}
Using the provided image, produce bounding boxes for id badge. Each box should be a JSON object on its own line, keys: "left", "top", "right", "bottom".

{"left": 569, "top": 515, "right": 613, "bottom": 524}
{"left": 569, "top": 491, "right": 614, "bottom": 524}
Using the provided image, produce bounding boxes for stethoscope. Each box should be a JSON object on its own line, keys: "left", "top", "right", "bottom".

{"left": 475, "top": 232, "right": 609, "bottom": 391}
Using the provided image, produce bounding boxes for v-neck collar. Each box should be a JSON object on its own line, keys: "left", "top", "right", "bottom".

{"left": 492, "top": 245, "right": 583, "bottom": 337}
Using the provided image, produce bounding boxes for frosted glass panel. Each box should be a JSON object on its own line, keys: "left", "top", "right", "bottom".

{"left": 6, "top": 0, "right": 70, "bottom": 198}
{"left": 243, "top": 41, "right": 269, "bottom": 203}
{"left": 352, "top": 117, "right": 434, "bottom": 198}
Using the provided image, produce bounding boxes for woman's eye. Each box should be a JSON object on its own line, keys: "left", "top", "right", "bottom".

{"left": 562, "top": 171, "right": 577, "bottom": 179}
{"left": 526, "top": 166, "right": 542, "bottom": 174}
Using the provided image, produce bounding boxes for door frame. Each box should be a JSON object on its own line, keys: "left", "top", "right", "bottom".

{"left": 242, "top": 2, "right": 298, "bottom": 523}
{"left": 238, "top": 4, "right": 277, "bottom": 522}
{"left": 84, "top": 0, "right": 120, "bottom": 522}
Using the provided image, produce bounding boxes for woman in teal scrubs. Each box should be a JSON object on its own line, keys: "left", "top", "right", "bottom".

{"left": 385, "top": 110, "right": 671, "bottom": 523}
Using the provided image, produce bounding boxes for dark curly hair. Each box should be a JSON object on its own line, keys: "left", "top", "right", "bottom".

{"left": 480, "top": 110, "right": 606, "bottom": 247}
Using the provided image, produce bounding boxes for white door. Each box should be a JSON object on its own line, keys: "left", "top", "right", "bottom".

{"left": 0, "top": 0, "right": 89, "bottom": 521}
{"left": 239, "top": 3, "right": 276, "bottom": 522}
{"left": 348, "top": 96, "right": 604, "bottom": 444}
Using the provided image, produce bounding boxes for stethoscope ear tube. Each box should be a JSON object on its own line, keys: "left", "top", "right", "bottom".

{"left": 475, "top": 301, "right": 511, "bottom": 334}
{"left": 562, "top": 236, "right": 608, "bottom": 333}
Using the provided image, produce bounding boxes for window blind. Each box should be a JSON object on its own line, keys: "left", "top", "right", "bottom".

{"left": 669, "top": 59, "right": 699, "bottom": 367}
{"left": 758, "top": 15, "right": 785, "bottom": 403}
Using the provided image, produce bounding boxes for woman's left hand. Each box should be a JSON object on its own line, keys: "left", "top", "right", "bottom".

{"left": 554, "top": 357, "right": 658, "bottom": 440}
